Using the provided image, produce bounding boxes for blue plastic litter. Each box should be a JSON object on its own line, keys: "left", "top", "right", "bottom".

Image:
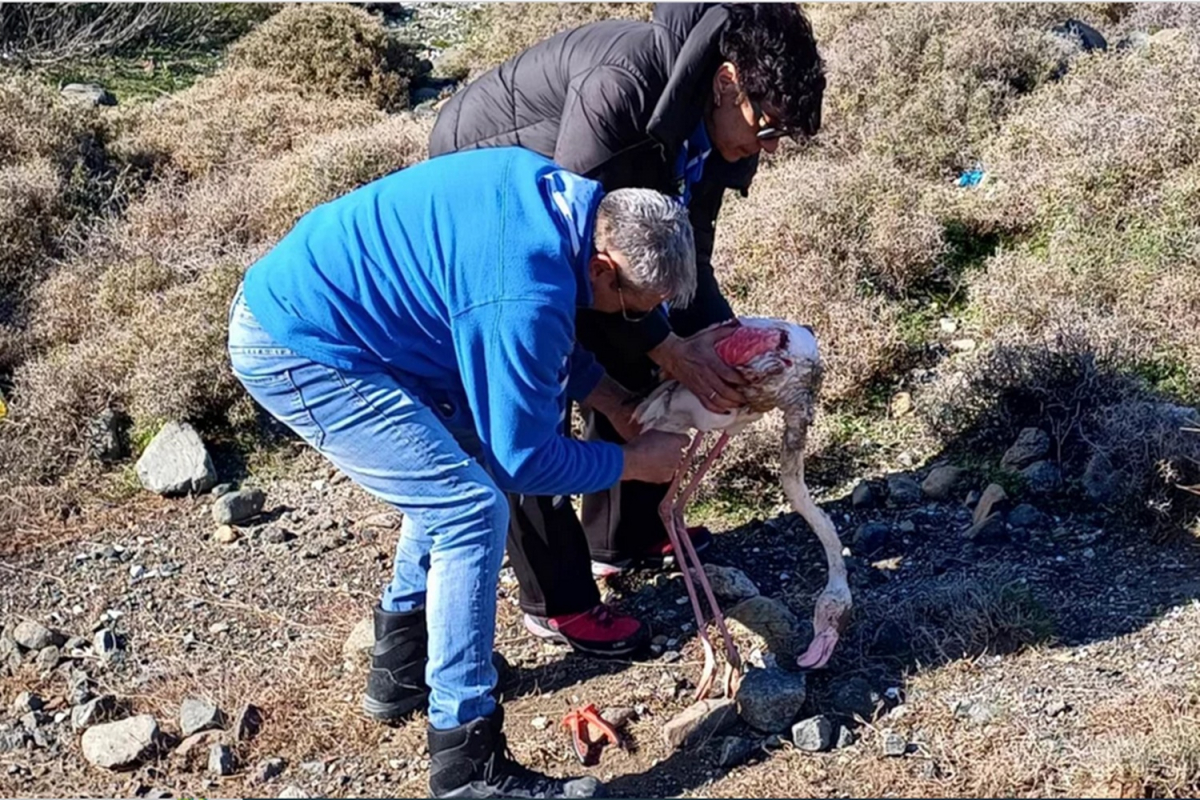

{"left": 956, "top": 169, "right": 986, "bottom": 188}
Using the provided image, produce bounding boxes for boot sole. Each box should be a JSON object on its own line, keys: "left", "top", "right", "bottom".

{"left": 362, "top": 691, "right": 428, "bottom": 722}
{"left": 590, "top": 535, "right": 712, "bottom": 578}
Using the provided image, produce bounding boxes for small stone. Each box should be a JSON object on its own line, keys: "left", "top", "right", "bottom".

{"left": 129, "top": 564, "right": 146, "bottom": 580}
{"left": 853, "top": 522, "right": 890, "bottom": 556}
{"left": 1020, "top": 460, "right": 1063, "bottom": 496}
{"left": 211, "top": 483, "right": 236, "bottom": 498}
{"left": 234, "top": 704, "right": 264, "bottom": 742}
{"left": 1008, "top": 504, "right": 1045, "bottom": 529}
{"left": 12, "top": 619, "right": 61, "bottom": 651}
{"left": 531, "top": 716, "right": 550, "bottom": 731}
{"left": 0, "top": 729, "right": 31, "bottom": 753}
{"left": 663, "top": 699, "right": 738, "bottom": 750}
{"left": 600, "top": 707, "right": 635, "bottom": 729}
{"left": 882, "top": 730, "right": 907, "bottom": 757}
{"left": 20, "top": 710, "right": 45, "bottom": 730}
{"left": 212, "top": 488, "right": 267, "bottom": 525}
{"left": 834, "top": 724, "right": 856, "bottom": 749}
{"left": 662, "top": 650, "right": 681, "bottom": 663}
{"left": 65, "top": 635, "right": 89, "bottom": 653}
{"left": 791, "top": 715, "right": 834, "bottom": 752}
{"left": 921, "top": 466, "right": 966, "bottom": 500}
{"left": 702, "top": 564, "right": 760, "bottom": 602}
{"left": 1001, "top": 428, "right": 1051, "bottom": 470}
{"left": 718, "top": 736, "right": 754, "bottom": 768}
{"left": 10, "top": 691, "right": 44, "bottom": 716}
{"left": 72, "top": 695, "right": 120, "bottom": 731}
{"left": 964, "top": 489, "right": 981, "bottom": 508}
{"left": 831, "top": 677, "right": 882, "bottom": 722}
{"left": 135, "top": 421, "right": 217, "bottom": 496}
{"left": 208, "top": 744, "right": 235, "bottom": 776}
{"left": 950, "top": 338, "right": 976, "bottom": 352}
{"left": 94, "top": 629, "right": 119, "bottom": 657}
{"left": 342, "top": 618, "right": 374, "bottom": 665}
{"left": 278, "top": 786, "right": 308, "bottom": 799}
{"left": 81, "top": 715, "right": 160, "bottom": 769}
{"left": 890, "top": 392, "right": 913, "bottom": 418}
{"left": 213, "top": 525, "right": 240, "bottom": 544}
{"left": 735, "top": 667, "right": 807, "bottom": 733}
{"left": 965, "top": 513, "right": 1007, "bottom": 544}
{"left": 173, "top": 730, "right": 224, "bottom": 771}
{"left": 886, "top": 475, "right": 923, "bottom": 507}
{"left": 965, "top": 483, "right": 1009, "bottom": 541}
{"left": 898, "top": 519, "right": 916, "bottom": 535}
{"left": 939, "top": 317, "right": 958, "bottom": 333}
{"left": 851, "top": 481, "right": 878, "bottom": 509}
{"left": 1082, "top": 452, "right": 1122, "bottom": 505}
{"left": 209, "top": 622, "right": 230, "bottom": 635}
{"left": 1046, "top": 700, "right": 1070, "bottom": 717}
{"left": 253, "top": 757, "right": 287, "bottom": 784}
{"left": 264, "top": 526, "right": 297, "bottom": 545}
{"left": 181, "top": 697, "right": 225, "bottom": 737}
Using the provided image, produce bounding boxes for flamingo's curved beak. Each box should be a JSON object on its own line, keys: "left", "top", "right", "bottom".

{"left": 796, "top": 626, "right": 839, "bottom": 670}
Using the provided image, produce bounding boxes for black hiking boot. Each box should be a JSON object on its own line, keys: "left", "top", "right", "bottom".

{"left": 362, "top": 605, "right": 429, "bottom": 721}
{"left": 428, "top": 707, "right": 605, "bottom": 799}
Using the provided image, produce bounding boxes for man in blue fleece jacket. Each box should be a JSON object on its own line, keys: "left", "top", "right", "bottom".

{"left": 227, "top": 146, "right": 693, "bottom": 799}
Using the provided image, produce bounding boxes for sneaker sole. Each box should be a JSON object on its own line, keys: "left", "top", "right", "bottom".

{"left": 591, "top": 535, "right": 712, "bottom": 578}
{"left": 523, "top": 616, "right": 645, "bottom": 658}
{"left": 362, "top": 691, "right": 428, "bottom": 721}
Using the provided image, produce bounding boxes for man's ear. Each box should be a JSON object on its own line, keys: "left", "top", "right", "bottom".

{"left": 589, "top": 253, "right": 617, "bottom": 289}
{"left": 712, "top": 62, "right": 739, "bottom": 105}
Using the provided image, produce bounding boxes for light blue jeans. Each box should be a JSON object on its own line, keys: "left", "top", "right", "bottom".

{"left": 226, "top": 286, "right": 503, "bottom": 730}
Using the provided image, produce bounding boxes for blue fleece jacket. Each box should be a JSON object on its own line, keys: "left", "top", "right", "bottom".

{"left": 241, "top": 147, "right": 624, "bottom": 497}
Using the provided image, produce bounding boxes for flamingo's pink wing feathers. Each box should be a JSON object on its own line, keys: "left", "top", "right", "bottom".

{"left": 714, "top": 325, "right": 784, "bottom": 366}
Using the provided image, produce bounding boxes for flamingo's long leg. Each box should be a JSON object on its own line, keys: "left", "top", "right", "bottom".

{"left": 657, "top": 434, "right": 718, "bottom": 699}
{"left": 668, "top": 432, "right": 743, "bottom": 688}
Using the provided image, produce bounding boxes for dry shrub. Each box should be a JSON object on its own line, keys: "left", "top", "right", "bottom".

{"left": 452, "top": 3, "right": 651, "bottom": 77}
{"left": 715, "top": 152, "right": 945, "bottom": 403}
{"left": 4, "top": 114, "right": 430, "bottom": 482}
{"left": 226, "top": 3, "right": 418, "bottom": 110}
{"left": 1116, "top": 2, "right": 1200, "bottom": 36}
{"left": 118, "top": 114, "right": 430, "bottom": 271}
{"left": 0, "top": 160, "right": 63, "bottom": 294}
{"left": 113, "top": 68, "right": 384, "bottom": 178}
{"left": 0, "top": 72, "right": 94, "bottom": 165}
{"left": 816, "top": 3, "right": 1112, "bottom": 177}
{"left": 969, "top": 36, "right": 1200, "bottom": 233}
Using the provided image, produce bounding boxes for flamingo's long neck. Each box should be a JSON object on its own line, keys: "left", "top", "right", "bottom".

{"left": 780, "top": 416, "right": 847, "bottom": 593}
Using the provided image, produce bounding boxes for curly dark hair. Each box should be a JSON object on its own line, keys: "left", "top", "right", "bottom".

{"left": 720, "top": 3, "right": 825, "bottom": 137}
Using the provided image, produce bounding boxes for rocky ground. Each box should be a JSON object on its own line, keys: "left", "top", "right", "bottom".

{"left": 3, "top": 421, "right": 1200, "bottom": 798}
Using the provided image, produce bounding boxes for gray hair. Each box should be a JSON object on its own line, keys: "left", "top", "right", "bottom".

{"left": 594, "top": 188, "right": 697, "bottom": 307}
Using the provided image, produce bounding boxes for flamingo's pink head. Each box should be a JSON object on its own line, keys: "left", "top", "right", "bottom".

{"left": 714, "top": 325, "right": 785, "bottom": 367}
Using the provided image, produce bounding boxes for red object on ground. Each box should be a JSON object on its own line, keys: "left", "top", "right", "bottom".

{"left": 713, "top": 325, "right": 783, "bottom": 366}
{"left": 561, "top": 703, "right": 622, "bottom": 765}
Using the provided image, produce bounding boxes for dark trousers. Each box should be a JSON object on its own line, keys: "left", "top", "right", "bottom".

{"left": 504, "top": 309, "right": 689, "bottom": 617}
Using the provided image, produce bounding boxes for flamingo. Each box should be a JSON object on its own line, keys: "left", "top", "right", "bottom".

{"left": 631, "top": 318, "right": 851, "bottom": 700}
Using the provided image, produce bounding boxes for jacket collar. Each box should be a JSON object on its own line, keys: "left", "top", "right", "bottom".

{"left": 543, "top": 169, "right": 602, "bottom": 308}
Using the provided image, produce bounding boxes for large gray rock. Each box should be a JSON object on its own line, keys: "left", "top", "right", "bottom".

{"left": 921, "top": 466, "right": 966, "bottom": 500}
{"left": 60, "top": 83, "right": 116, "bottom": 107}
{"left": 81, "top": 714, "right": 160, "bottom": 769}
{"left": 1021, "top": 460, "right": 1063, "bottom": 495}
{"left": 135, "top": 422, "right": 217, "bottom": 496}
{"left": 12, "top": 619, "right": 61, "bottom": 651}
{"left": 702, "top": 564, "right": 760, "bottom": 603}
{"left": 726, "top": 596, "right": 802, "bottom": 660}
{"left": 180, "top": 697, "right": 225, "bottom": 737}
{"left": 1001, "top": 428, "right": 1051, "bottom": 470}
{"left": 735, "top": 667, "right": 807, "bottom": 733}
{"left": 663, "top": 699, "right": 737, "bottom": 750}
{"left": 851, "top": 481, "right": 879, "bottom": 509}
{"left": 212, "top": 488, "right": 266, "bottom": 525}
{"left": 791, "top": 715, "right": 834, "bottom": 752}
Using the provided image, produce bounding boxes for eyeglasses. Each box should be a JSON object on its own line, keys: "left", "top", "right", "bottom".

{"left": 614, "top": 270, "right": 655, "bottom": 322}
{"left": 750, "top": 98, "right": 802, "bottom": 142}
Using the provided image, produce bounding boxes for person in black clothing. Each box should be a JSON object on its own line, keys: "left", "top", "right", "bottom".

{"left": 364, "top": 5, "right": 824, "bottom": 719}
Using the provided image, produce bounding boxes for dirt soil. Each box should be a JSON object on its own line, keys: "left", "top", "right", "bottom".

{"left": 3, "top": 447, "right": 1200, "bottom": 799}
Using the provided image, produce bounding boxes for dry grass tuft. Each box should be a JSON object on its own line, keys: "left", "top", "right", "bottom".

{"left": 449, "top": 3, "right": 652, "bottom": 77}
{"left": 226, "top": 3, "right": 419, "bottom": 110}
{"left": 113, "top": 68, "right": 384, "bottom": 178}
{"left": 814, "top": 3, "right": 1112, "bottom": 177}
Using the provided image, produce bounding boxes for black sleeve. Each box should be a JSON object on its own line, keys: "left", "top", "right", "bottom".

{"left": 668, "top": 176, "right": 734, "bottom": 337}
